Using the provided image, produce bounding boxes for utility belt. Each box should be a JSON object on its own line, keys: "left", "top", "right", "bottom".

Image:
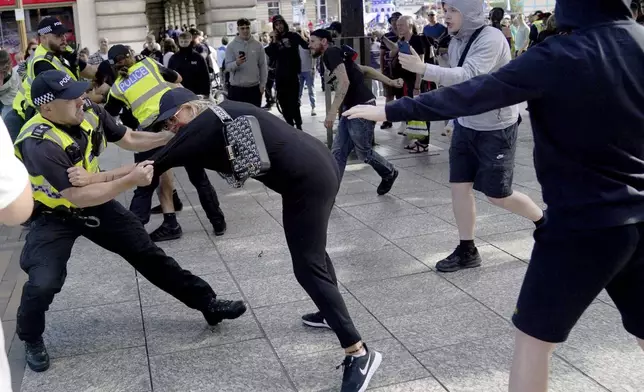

{"left": 34, "top": 203, "right": 101, "bottom": 228}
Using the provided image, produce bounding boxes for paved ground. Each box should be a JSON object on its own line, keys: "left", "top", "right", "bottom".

{"left": 2, "top": 89, "right": 643, "bottom": 391}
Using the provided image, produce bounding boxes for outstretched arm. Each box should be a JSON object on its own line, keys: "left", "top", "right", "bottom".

{"left": 358, "top": 65, "right": 403, "bottom": 87}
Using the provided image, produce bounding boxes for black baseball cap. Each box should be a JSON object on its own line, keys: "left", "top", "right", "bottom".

{"left": 389, "top": 12, "right": 402, "bottom": 23}
{"left": 153, "top": 88, "right": 199, "bottom": 125}
{"left": 311, "top": 29, "right": 333, "bottom": 42}
{"left": 31, "top": 70, "right": 89, "bottom": 107}
{"left": 107, "top": 44, "right": 131, "bottom": 63}
{"left": 37, "top": 17, "right": 71, "bottom": 36}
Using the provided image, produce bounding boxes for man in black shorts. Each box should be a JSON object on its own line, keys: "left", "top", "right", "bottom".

{"left": 344, "top": 0, "right": 644, "bottom": 390}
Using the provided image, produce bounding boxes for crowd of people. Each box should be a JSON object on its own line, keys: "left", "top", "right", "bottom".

{"left": 0, "top": 1, "right": 643, "bottom": 392}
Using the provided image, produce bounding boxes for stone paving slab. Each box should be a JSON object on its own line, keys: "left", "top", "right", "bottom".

{"left": 1, "top": 96, "right": 641, "bottom": 392}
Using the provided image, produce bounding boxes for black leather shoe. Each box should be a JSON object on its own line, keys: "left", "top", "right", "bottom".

{"left": 213, "top": 219, "right": 227, "bottom": 236}
{"left": 150, "top": 223, "right": 183, "bottom": 242}
{"left": 25, "top": 338, "right": 50, "bottom": 372}
{"left": 202, "top": 298, "right": 247, "bottom": 326}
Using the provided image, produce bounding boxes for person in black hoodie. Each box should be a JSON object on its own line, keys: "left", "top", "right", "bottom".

{"left": 344, "top": 1, "right": 644, "bottom": 390}
{"left": 265, "top": 15, "right": 309, "bottom": 129}
{"left": 168, "top": 31, "right": 211, "bottom": 97}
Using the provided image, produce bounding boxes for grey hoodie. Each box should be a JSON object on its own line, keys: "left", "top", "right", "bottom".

{"left": 225, "top": 36, "right": 268, "bottom": 88}
{"left": 423, "top": 0, "right": 518, "bottom": 131}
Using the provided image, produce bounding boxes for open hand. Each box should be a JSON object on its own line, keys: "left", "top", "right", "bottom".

{"left": 398, "top": 47, "right": 426, "bottom": 76}
{"left": 342, "top": 105, "right": 387, "bottom": 122}
{"left": 67, "top": 166, "right": 93, "bottom": 187}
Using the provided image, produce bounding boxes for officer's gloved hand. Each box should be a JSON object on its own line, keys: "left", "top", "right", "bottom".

{"left": 62, "top": 49, "right": 78, "bottom": 68}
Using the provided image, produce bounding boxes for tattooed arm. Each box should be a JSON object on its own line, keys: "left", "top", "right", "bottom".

{"left": 325, "top": 63, "right": 350, "bottom": 128}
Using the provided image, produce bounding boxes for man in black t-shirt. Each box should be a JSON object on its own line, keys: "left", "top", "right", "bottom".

{"left": 14, "top": 70, "right": 247, "bottom": 373}
{"left": 309, "top": 29, "right": 398, "bottom": 195}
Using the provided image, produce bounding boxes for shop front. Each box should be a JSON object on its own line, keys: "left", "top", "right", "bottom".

{"left": 0, "top": 0, "right": 77, "bottom": 63}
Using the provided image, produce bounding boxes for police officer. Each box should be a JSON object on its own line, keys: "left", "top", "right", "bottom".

{"left": 7, "top": 17, "right": 97, "bottom": 139}
{"left": 104, "top": 44, "right": 227, "bottom": 241}
{"left": 13, "top": 70, "right": 246, "bottom": 372}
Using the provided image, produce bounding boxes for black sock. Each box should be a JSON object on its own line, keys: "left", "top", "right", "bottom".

{"left": 163, "top": 213, "right": 178, "bottom": 226}
{"left": 534, "top": 215, "right": 545, "bottom": 228}
{"left": 460, "top": 239, "right": 476, "bottom": 251}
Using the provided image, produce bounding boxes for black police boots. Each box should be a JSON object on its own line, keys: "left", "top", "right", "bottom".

{"left": 25, "top": 338, "right": 50, "bottom": 372}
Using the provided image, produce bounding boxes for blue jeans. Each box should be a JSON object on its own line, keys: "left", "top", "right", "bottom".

{"left": 332, "top": 108, "right": 395, "bottom": 180}
{"left": 298, "top": 71, "right": 316, "bottom": 108}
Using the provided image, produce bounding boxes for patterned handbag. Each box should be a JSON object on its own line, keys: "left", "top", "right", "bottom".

{"left": 209, "top": 104, "right": 271, "bottom": 188}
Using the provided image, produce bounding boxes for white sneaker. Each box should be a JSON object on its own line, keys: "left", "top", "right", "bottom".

{"left": 311, "top": 108, "right": 317, "bottom": 116}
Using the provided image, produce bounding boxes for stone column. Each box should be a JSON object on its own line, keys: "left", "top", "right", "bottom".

{"left": 173, "top": 3, "right": 180, "bottom": 27}
{"left": 165, "top": 4, "right": 171, "bottom": 28}
{"left": 95, "top": 0, "right": 148, "bottom": 49}
{"left": 146, "top": 0, "right": 166, "bottom": 36}
{"left": 187, "top": 0, "right": 196, "bottom": 26}
{"left": 180, "top": 1, "right": 188, "bottom": 27}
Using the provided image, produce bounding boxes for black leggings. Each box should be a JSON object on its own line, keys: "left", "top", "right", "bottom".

{"left": 282, "top": 176, "right": 361, "bottom": 348}
{"left": 276, "top": 79, "right": 302, "bottom": 128}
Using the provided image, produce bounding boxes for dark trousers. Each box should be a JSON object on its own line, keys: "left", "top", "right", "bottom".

{"left": 265, "top": 69, "right": 276, "bottom": 104}
{"left": 129, "top": 147, "right": 224, "bottom": 226}
{"left": 16, "top": 200, "right": 216, "bottom": 342}
{"left": 282, "top": 163, "right": 361, "bottom": 348}
{"left": 4, "top": 109, "right": 25, "bottom": 141}
{"left": 228, "top": 85, "right": 262, "bottom": 107}
{"left": 276, "top": 78, "right": 302, "bottom": 128}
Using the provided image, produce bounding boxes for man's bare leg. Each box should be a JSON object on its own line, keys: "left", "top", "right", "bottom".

{"left": 488, "top": 191, "right": 544, "bottom": 222}
{"left": 509, "top": 329, "right": 555, "bottom": 392}
{"left": 150, "top": 169, "right": 183, "bottom": 241}
{"left": 452, "top": 183, "right": 477, "bottom": 241}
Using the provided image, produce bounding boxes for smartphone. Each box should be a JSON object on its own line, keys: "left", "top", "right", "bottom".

{"left": 397, "top": 41, "right": 411, "bottom": 55}
{"left": 239, "top": 51, "right": 246, "bottom": 58}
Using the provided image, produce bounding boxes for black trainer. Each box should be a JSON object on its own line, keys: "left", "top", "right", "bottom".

{"left": 202, "top": 298, "right": 247, "bottom": 326}
{"left": 377, "top": 169, "right": 398, "bottom": 196}
{"left": 150, "top": 191, "right": 183, "bottom": 214}
{"left": 25, "top": 338, "right": 50, "bottom": 372}
{"left": 435, "top": 245, "right": 482, "bottom": 273}
{"left": 213, "top": 219, "right": 227, "bottom": 236}
{"left": 301, "top": 311, "right": 331, "bottom": 329}
{"left": 380, "top": 121, "right": 392, "bottom": 130}
{"left": 338, "top": 344, "right": 382, "bottom": 392}
{"left": 149, "top": 223, "right": 183, "bottom": 242}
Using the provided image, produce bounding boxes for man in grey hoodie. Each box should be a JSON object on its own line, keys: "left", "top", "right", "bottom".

{"left": 225, "top": 18, "right": 268, "bottom": 107}
{"left": 384, "top": 0, "right": 545, "bottom": 272}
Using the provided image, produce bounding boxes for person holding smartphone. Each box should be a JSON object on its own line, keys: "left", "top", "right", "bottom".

{"left": 225, "top": 18, "right": 267, "bottom": 107}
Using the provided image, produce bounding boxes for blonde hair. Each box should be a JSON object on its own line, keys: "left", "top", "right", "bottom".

{"left": 162, "top": 97, "right": 215, "bottom": 131}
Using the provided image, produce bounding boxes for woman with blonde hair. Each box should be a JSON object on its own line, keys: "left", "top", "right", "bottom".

{"left": 151, "top": 88, "right": 383, "bottom": 392}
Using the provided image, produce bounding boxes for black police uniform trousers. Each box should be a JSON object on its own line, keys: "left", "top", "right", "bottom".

{"left": 16, "top": 200, "right": 215, "bottom": 343}
{"left": 129, "top": 146, "right": 224, "bottom": 226}
{"left": 276, "top": 75, "right": 302, "bottom": 128}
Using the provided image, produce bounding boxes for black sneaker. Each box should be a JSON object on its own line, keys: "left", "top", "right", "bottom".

{"left": 262, "top": 103, "right": 273, "bottom": 110}
{"left": 151, "top": 191, "right": 184, "bottom": 214}
{"left": 25, "top": 338, "right": 50, "bottom": 372}
{"left": 435, "top": 245, "right": 482, "bottom": 273}
{"left": 338, "top": 344, "right": 382, "bottom": 392}
{"left": 380, "top": 121, "right": 392, "bottom": 130}
{"left": 301, "top": 311, "right": 331, "bottom": 329}
{"left": 213, "top": 219, "right": 227, "bottom": 236}
{"left": 202, "top": 298, "right": 247, "bottom": 326}
{"left": 377, "top": 169, "right": 398, "bottom": 196}
{"left": 149, "top": 223, "right": 183, "bottom": 242}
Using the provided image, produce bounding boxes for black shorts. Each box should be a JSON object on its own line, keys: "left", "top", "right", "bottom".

{"left": 449, "top": 121, "right": 518, "bottom": 198}
{"left": 512, "top": 221, "right": 644, "bottom": 343}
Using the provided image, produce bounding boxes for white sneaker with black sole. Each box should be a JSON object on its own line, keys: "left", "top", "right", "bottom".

{"left": 301, "top": 311, "right": 331, "bottom": 329}
{"left": 338, "top": 344, "right": 382, "bottom": 392}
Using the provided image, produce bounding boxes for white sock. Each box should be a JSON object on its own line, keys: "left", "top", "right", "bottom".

{"left": 350, "top": 347, "right": 367, "bottom": 358}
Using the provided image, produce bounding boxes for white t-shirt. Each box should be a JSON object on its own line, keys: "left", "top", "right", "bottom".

{"left": 0, "top": 118, "right": 28, "bottom": 392}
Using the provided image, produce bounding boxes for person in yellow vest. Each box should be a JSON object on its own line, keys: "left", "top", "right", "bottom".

{"left": 7, "top": 17, "right": 97, "bottom": 141}
{"left": 529, "top": 10, "right": 548, "bottom": 47}
{"left": 13, "top": 70, "right": 246, "bottom": 373}
{"left": 105, "top": 44, "right": 227, "bottom": 242}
